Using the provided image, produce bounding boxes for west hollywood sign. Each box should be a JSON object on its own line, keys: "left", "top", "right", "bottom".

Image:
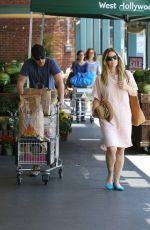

{"left": 98, "top": 1, "right": 150, "bottom": 12}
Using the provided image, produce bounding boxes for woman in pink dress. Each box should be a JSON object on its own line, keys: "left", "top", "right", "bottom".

{"left": 92, "top": 48, "right": 138, "bottom": 191}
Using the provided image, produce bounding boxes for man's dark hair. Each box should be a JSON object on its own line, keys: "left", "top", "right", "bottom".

{"left": 31, "top": 44, "right": 46, "bottom": 59}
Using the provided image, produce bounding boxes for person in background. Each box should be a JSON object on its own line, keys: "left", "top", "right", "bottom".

{"left": 66, "top": 50, "right": 88, "bottom": 88}
{"left": 71, "top": 50, "right": 87, "bottom": 75}
{"left": 17, "top": 44, "right": 64, "bottom": 176}
{"left": 69, "top": 50, "right": 88, "bottom": 121}
{"left": 85, "top": 48, "right": 101, "bottom": 77}
{"left": 92, "top": 48, "right": 138, "bottom": 191}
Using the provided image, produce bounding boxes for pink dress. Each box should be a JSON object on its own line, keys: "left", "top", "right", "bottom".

{"left": 92, "top": 70, "right": 138, "bottom": 148}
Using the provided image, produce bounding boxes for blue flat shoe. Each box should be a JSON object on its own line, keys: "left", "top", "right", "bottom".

{"left": 113, "top": 183, "right": 124, "bottom": 191}
{"left": 105, "top": 183, "right": 113, "bottom": 190}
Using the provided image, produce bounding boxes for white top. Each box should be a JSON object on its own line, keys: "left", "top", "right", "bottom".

{"left": 86, "top": 61, "right": 101, "bottom": 75}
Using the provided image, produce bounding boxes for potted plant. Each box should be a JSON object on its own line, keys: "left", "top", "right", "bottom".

{"left": 1, "top": 135, "right": 15, "bottom": 156}
{"left": 59, "top": 110, "right": 72, "bottom": 141}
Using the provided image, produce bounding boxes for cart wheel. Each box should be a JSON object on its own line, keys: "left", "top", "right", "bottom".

{"left": 17, "top": 174, "right": 22, "bottom": 185}
{"left": 58, "top": 167, "right": 63, "bottom": 179}
{"left": 17, "top": 165, "right": 22, "bottom": 171}
{"left": 143, "top": 147, "right": 150, "bottom": 154}
{"left": 42, "top": 174, "right": 50, "bottom": 185}
{"left": 76, "top": 117, "right": 80, "bottom": 123}
{"left": 90, "top": 116, "right": 94, "bottom": 123}
{"left": 58, "top": 158, "right": 62, "bottom": 165}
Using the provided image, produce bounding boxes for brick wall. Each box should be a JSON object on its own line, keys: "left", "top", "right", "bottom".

{"left": 0, "top": 0, "right": 75, "bottom": 71}
{"left": 0, "top": 19, "right": 29, "bottom": 62}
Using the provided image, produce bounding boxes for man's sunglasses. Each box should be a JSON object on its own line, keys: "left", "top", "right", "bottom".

{"left": 106, "top": 55, "right": 118, "bottom": 62}
{"left": 34, "top": 56, "right": 45, "bottom": 61}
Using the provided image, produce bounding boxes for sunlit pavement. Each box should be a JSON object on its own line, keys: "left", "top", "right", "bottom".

{"left": 93, "top": 118, "right": 150, "bottom": 179}
{"left": 0, "top": 117, "right": 150, "bottom": 230}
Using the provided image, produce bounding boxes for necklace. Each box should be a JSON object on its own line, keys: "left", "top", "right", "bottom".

{"left": 110, "top": 73, "right": 118, "bottom": 80}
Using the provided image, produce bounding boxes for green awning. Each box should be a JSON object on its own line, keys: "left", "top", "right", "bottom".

{"left": 30, "top": 0, "right": 150, "bottom": 22}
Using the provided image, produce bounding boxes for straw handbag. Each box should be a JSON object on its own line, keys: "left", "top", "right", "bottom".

{"left": 92, "top": 98, "right": 113, "bottom": 122}
{"left": 129, "top": 95, "right": 145, "bottom": 126}
{"left": 124, "top": 71, "right": 145, "bottom": 126}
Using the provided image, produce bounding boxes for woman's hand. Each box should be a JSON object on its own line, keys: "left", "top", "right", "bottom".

{"left": 118, "top": 80, "right": 128, "bottom": 90}
{"left": 118, "top": 80, "right": 137, "bottom": 96}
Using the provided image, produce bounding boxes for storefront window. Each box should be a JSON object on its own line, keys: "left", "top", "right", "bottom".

{"left": 110, "top": 20, "right": 114, "bottom": 48}
{"left": 136, "top": 31, "right": 146, "bottom": 68}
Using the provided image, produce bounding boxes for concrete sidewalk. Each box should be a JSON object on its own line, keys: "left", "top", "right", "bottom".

{"left": 0, "top": 119, "right": 150, "bottom": 230}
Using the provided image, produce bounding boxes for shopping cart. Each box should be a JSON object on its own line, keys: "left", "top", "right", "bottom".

{"left": 15, "top": 103, "right": 63, "bottom": 185}
{"left": 71, "top": 87, "right": 94, "bottom": 123}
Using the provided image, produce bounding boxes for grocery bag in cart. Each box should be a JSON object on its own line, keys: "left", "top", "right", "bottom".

{"left": 19, "top": 95, "right": 44, "bottom": 140}
{"left": 24, "top": 88, "right": 51, "bottom": 115}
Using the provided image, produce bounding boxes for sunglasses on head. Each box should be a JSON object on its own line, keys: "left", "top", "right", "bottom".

{"left": 106, "top": 55, "right": 118, "bottom": 62}
{"left": 34, "top": 56, "right": 45, "bottom": 61}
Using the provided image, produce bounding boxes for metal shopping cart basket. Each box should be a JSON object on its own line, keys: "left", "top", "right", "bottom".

{"left": 15, "top": 103, "right": 63, "bottom": 185}
{"left": 71, "top": 87, "right": 94, "bottom": 123}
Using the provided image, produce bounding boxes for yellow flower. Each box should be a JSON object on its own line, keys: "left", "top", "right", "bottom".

{"left": 59, "top": 110, "right": 72, "bottom": 135}
{"left": 68, "top": 114, "right": 72, "bottom": 119}
{"left": 61, "top": 116, "right": 67, "bottom": 121}
{"left": 59, "top": 110, "right": 65, "bottom": 116}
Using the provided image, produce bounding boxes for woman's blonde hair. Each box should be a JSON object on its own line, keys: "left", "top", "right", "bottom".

{"left": 101, "top": 48, "right": 125, "bottom": 85}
